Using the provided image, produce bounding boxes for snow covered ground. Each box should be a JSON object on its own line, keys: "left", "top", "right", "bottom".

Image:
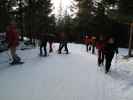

{"left": 0, "top": 43, "right": 133, "bottom": 100}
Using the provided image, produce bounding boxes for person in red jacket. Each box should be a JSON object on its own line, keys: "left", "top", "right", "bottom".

{"left": 6, "top": 22, "right": 22, "bottom": 64}
{"left": 96, "top": 35, "right": 105, "bottom": 66}
{"left": 84, "top": 35, "right": 92, "bottom": 52}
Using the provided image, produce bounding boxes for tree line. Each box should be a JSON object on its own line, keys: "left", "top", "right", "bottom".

{"left": 0, "top": 0, "right": 133, "bottom": 56}
{"left": 0, "top": 0, "right": 55, "bottom": 40}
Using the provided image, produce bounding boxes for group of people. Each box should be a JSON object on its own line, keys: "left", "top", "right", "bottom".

{"left": 83, "top": 35, "right": 96, "bottom": 54}
{"left": 5, "top": 22, "right": 118, "bottom": 73}
{"left": 96, "top": 35, "right": 118, "bottom": 73}
{"left": 84, "top": 34, "right": 118, "bottom": 73}
{"left": 38, "top": 32, "right": 69, "bottom": 57}
{"left": 5, "top": 22, "right": 69, "bottom": 65}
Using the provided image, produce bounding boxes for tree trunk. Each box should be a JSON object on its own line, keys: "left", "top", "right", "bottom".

{"left": 128, "top": 23, "right": 133, "bottom": 57}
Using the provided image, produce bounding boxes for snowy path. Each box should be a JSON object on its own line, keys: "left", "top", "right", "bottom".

{"left": 0, "top": 43, "right": 133, "bottom": 100}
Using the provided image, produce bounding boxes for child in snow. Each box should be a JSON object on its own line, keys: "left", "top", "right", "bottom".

{"left": 58, "top": 32, "right": 69, "bottom": 54}
{"left": 104, "top": 36, "right": 118, "bottom": 73}
{"left": 6, "top": 22, "right": 22, "bottom": 64}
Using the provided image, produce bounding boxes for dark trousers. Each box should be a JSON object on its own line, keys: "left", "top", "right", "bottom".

{"left": 105, "top": 52, "right": 115, "bottom": 73}
{"left": 98, "top": 50, "right": 104, "bottom": 66}
{"left": 49, "top": 41, "right": 53, "bottom": 52}
{"left": 40, "top": 42, "right": 47, "bottom": 56}
{"left": 86, "top": 44, "right": 91, "bottom": 52}
{"left": 58, "top": 42, "right": 68, "bottom": 53}
{"left": 92, "top": 45, "right": 95, "bottom": 54}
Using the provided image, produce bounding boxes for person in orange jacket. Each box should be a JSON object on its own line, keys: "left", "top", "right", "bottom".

{"left": 84, "top": 35, "right": 92, "bottom": 52}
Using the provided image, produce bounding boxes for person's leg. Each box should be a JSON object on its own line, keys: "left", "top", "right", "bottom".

{"left": 49, "top": 41, "right": 53, "bottom": 53}
{"left": 105, "top": 55, "right": 110, "bottom": 73}
{"left": 89, "top": 43, "right": 92, "bottom": 51}
{"left": 40, "top": 42, "right": 43, "bottom": 56}
{"left": 101, "top": 51, "right": 105, "bottom": 65}
{"left": 44, "top": 42, "right": 47, "bottom": 56}
{"left": 105, "top": 53, "right": 114, "bottom": 73}
{"left": 64, "top": 43, "right": 68, "bottom": 54}
{"left": 10, "top": 46, "right": 21, "bottom": 63}
{"left": 92, "top": 45, "right": 95, "bottom": 54}
{"left": 86, "top": 44, "right": 89, "bottom": 52}
{"left": 10, "top": 46, "right": 16, "bottom": 60}
{"left": 98, "top": 50, "right": 102, "bottom": 66}
{"left": 58, "top": 42, "right": 63, "bottom": 54}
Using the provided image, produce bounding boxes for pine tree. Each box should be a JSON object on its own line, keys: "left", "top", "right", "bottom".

{"left": 118, "top": 0, "right": 133, "bottom": 57}
{"left": 0, "top": 0, "right": 14, "bottom": 32}
{"left": 24, "top": 0, "right": 54, "bottom": 40}
{"left": 74, "top": 0, "right": 94, "bottom": 33}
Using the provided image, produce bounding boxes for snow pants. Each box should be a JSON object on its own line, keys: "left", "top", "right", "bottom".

{"left": 92, "top": 45, "right": 95, "bottom": 54}
{"left": 40, "top": 41, "right": 47, "bottom": 56}
{"left": 86, "top": 44, "right": 91, "bottom": 52}
{"left": 105, "top": 52, "right": 115, "bottom": 73}
{"left": 98, "top": 50, "right": 104, "bottom": 66}
{"left": 49, "top": 41, "right": 53, "bottom": 53}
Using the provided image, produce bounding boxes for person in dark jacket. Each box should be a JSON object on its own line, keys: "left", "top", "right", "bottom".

{"left": 39, "top": 33, "right": 48, "bottom": 56}
{"left": 58, "top": 32, "right": 69, "bottom": 54}
{"left": 6, "top": 22, "right": 22, "bottom": 64}
{"left": 96, "top": 36, "right": 105, "bottom": 66}
{"left": 104, "top": 36, "right": 118, "bottom": 73}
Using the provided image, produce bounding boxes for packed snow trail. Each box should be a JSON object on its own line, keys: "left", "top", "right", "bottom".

{"left": 0, "top": 43, "right": 133, "bottom": 100}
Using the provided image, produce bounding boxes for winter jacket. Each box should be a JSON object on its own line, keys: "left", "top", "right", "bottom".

{"left": 39, "top": 33, "right": 48, "bottom": 44}
{"left": 96, "top": 40, "right": 105, "bottom": 50}
{"left": 6, "top": 25, "right": 19, "bottom": 47}
{"left": 59, "top": 32, "right": 68, "bottom": 43}
{"left": 103, "top": 43, "right": 118, "bottom": 55}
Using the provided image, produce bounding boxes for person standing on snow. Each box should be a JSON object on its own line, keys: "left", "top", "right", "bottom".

{"left": 91, "top": 36, "right": 96, "bottom": 54}
{"left": 58, "top": 32, "right": 69, "bottom": 54}
{"left": 48, "top": 33, "right": 55, "bottom": 53}
{"left": 84, "top": 35, "right": 92, "bottom": 52}
{"left": 39, "top": 33, "right": 48, "bottom": 57}
{"left": 6, "top": 22, "right": 22, "bottom": 64}
{"left": 104, "top": 35, "right": 118, "bottom": 73}
{"left": 49, "top": 40, "right": 53, "bottom": 53}
{"left": 96, "top": 35, "right": 105, "bottom": 66}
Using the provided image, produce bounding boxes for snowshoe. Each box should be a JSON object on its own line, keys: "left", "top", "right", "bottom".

{"left": 10, "top": 61, "right": 24, "bottom": 65}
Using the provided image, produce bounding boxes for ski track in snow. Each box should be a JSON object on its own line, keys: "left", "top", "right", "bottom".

{"left": 0, "top": 43, "right": 133, "bottom": 100}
